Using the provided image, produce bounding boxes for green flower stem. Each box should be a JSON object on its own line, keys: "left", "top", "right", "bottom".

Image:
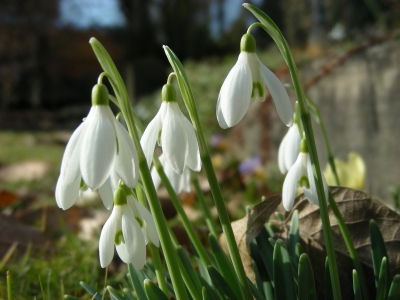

{"left": 153, "top": 155, "right": 213, "bottom": 266}
{"left": 306, "top": 97, "right": 340, "bottom": 186}
{"left": 163, "top": 46, "right": 253, "bottom": 300}
{"left": 306, "top": 98, "right": 370, "bottom": 299}
{"left": 90, "top": 38, "right": 188, "bottom": 300}
{"left": 243, "top": 4, "right": 342, "bottom": 299}
{"left": 136, "top": 186, "right": 169, "bottom": 297}
{"left": 192, "top": 175, "right": 219, "bottom": 237}
{"left": 7, "top": 271, "right": 12, "bottom": 300}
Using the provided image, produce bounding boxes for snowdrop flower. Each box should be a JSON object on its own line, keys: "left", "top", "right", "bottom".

{"left": 278, "top": 123, "right": 301, "bottom": 174}
{"left": 140, "top": 83, "right": 201, "bottom": 174}
{"left": 55, "top": 83, "right": 138, "bottom": 210}
{"left": 217, "top": 33, "right": 293, "bottom": 128}
{"left": 282, "top": 138, "right": 329, "bottom": 211}
{"left": 99, "top": 185, "right": 151, "bottom": 269}
{"left": 151, "top": 153, "right": 191, "bottom": 194}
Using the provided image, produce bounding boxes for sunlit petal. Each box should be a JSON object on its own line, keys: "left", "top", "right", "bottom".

{"left": 259, "top": 61, "right": 293, "bottom": 127}
{"left": 114, "top": 121, "right": 139, "bottom": 188}
{"left": 218, "top": 53, "right": 252, "bottom": 128}
{"left": 182, "top": 117, "right": 201, "bottom": 171}
{"left": 99, "top": 209, "right": 117, "bottom": 268}
{"left": 140, "top": 112, "right": 161, "bottom": 167}
{"left": 282, "top": 156, "right": 302, "bottom": 211}
{"left": 98, "top": 177, "right": 113, "bottom": 210}
{"left": 136, "top": 202, "right": 159, "bottom": 247}
{"left": 247, "top": 53, "right": 265, "bottom": 102}
{"left": 81, "top": 106, "right": 116, "bottom": 190}
{"left": 162, "top": 103, "right": 188, "bottom": 174}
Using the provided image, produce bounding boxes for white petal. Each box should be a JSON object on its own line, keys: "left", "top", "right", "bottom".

{"left": 182, "top": 116, "right": 201, "bottom": 171}
{"left": 81, "top": 106, "right": 117, "bottom": 190}
{"left": 136, "top": 202, "right": 159, "bottom": 247}
{"left": 217, "top": 53, "right": 252, "bottom": 128}
{"left": 278, "top": 130, "right": 290, "bottom": 174}
{"left": 98, "top": 177, "right": 114, "bottom": 210}
{"left": 99, "top": 209, "right": 117, "bottom": 268}
{"left": 114, "top": 121, "right": 139, "bottom": 188}
{"left": 140, "top": 111, "right": 162, "bottom": 167}
{"left": 151, "top": 165, "right": 162, "bottom": 191}
{"left": 259, "top": 61, "right": 293, "bottom": 127}
{"left": 118, "top": 211, "right": 146, "bottom": 270}
{"left": 61, "top": 122, "right": 86, "bottom": 186}
{"left": 55, "top": 174, "right": 81, "bottom": 210}
{"left": 282, "top": 155, "right": 302, "bottom": 211}
{"left": 162, "top": 102, "right": 188, "bottom": 174}
{"left": 305, "top": 159, "right": 329, "bottom": 206}
{"left": 182, "top": 168, "right": 191, "bottom": 193}
{"left": 246, "top": 53, "right": 266, "bottom": 102}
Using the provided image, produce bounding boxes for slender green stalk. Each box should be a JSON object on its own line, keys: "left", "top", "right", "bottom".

{"left": 90, "top": 38, "right": 188, "bottom": 300}
{"left": 243, "top": 4, "right": 342, "bottom": 299}
{"left": 177, "top": 257, "right": 202, "bottom": 300}
{"left": 136, "top": 183, "right": 169, "bottom": 297}
{"left": 7, "top": 271, "right": 12, "bottom": 300}
{"left": 306, "top": 97, "right": 340, "bottom": 186}
{"left": 192, "top": 175, "right": 219, "bottom": 237}
{"left": 153, "top": 155, "right": 212, "bottom": 266}
{"left": 306, "top": 96, "right": 370, "bottom": 299}
{"left": 163, "top": 46, "right": 253, "bottom": 299}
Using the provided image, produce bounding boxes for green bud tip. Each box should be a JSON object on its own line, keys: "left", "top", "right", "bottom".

{"left": 92, "top": 83, "right": 109, "bottom": 106}
{"left": 161, "top": 83, "right": 176, "bottom": 102}
{"left": 113, "top": 186, "right": 127, "bottom": 206}
{"left": 240, "top": 33, "right": 256, "bottom": 53}
{"left": 300, "top": 138, "right": 309, "bottom": 153}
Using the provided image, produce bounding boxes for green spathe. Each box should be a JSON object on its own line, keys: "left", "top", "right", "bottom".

{"left": 113, "top": 186, "right": 127, "bottom": 206}
{"left": 240, "top": 33, "right": 256, "bottom": 53}
{"left": 92, "top": 83, "right": 109, "bottom": 106}
{"left": 162, "top": 83, "right": 177, "bottom": 102}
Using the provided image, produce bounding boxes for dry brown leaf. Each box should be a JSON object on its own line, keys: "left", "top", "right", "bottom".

{"left": 218, "top": 195, "right": 281, "bottom": 283}
{"left": 274, "top": 186, "right": 400, "bottom": 298}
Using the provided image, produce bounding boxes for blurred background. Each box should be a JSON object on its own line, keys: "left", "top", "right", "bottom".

{"left": 0, "top": 0, "right": 400, "bottom": 297}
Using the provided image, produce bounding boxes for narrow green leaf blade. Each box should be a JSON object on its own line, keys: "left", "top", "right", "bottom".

{"left": 352, "top": 270, "right": 362, "bottom": 300}
{"left": 324, "top": 257, "right": 333, "bottom": 300}
{"left": 289, "top": 210, "right": 299, "bottom": 260}
{"left": 209, "top": 234, "right": 242, "bottom": 297}
{"left": 298, "top": 253, "right": 316, "bottom": 300}
{"left": 376, "top": 257, "right": 388, "bottom": 300}
{"left": 199, "top": 276, "right": 222, "bottom": 300}
{"left": 273, "top": 239, "right": 296, "bottom": 300}
{"left": 177, "top": 246, "right": 203, "bottom": 295}
{"left": 123, "top": 288, "right": 135, "bottom": 300}
{"left": 247, "top": 277, "right": 267, "bottom": 300}
{"left": 79, "top": 281, "right": 102, "bottom": 300}
{"left": 388, "top": 274, "right": 400, "bottom": 300}
{"left": 250, "top": 240, "right": 274, "bottom": 300}
{"left": 207, "top": 265, "right": 239, "bottom": 300}
{"left": 370, "top": 219, "right": 391, "bottom": 291}
{"left": 144, "top": 279, "right": 170, "bottom": 300}
{"left": 255, "top": 228, "right": 275, "bottom": 285}
{"left": 127, "top": 264, "right": 148, "bottom": 300}
{"left": 107, "top": 286, "right": 126, "bottom": 300}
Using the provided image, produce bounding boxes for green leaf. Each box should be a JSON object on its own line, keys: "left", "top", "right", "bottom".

{"left": 298, "top": 253, "right": 316, "bottom": 300}
{"left": 289, "top": 210, "right": 299, "bottom": 260}
{"left": 388, "top": 274, "right": 400, "bottom": 300}
{"left": 127, "top": 264, "right": 148, "bottom": 300}
{"left": 255, "top": 228, "right": 274, "bottom": 286}
{"left": 63, "top": 296, "right": 79, "bottom": 300}
{"left": 177, "top": 246, "right": 203, "bottom": 295}
{"left": 144, "top": 279, "right": 170, "bottom": 300}
{"left": 209, "top": 234, "right": 242, "bottom": 297}
{"left": 370, "top": 219, "right": 391, "bottom": 291}
{"left": 123, "top": 288, "right": 135, "bottom": 300}
{"left": 273, "top": 239, "right": 296, "bottom": 300}
{"left": 324, "top": 258, "right": 333, "bottom": 300}
{"left": 198, "top": 276, "right": 222, "bottom": 300}
{"left": 353, "top": 270, "right": 362, "bottom": 300}
{"left": 79, "top": 281, "right": 102, "bottom": 300}
{"left": 107, "top": 286, "right": 126, "bottom": 300}
{"left": 250, "top": 240, "right": 274, "bottom": 300}
{"left": 207, "top": 265, "right": 239, "bottom": 300}
{"left": 376, "top": 257, "right": 388, "bottom": 300}
{"left": 247, "top": 277, "right": 267, "bottom": 300}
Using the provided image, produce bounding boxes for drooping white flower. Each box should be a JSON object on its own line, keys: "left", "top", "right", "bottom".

{"left": 140, "top": 83, "right": 201, "bottom": 174}
{"left": 55, "top": 83, "right": 138, "bottom": 210}
{"left": 282, "top": 138, "right": 328, "bottom": 211}
{"left": 278, "top": 123, "right": 301, "bottom": 174}
{"left": 151, "top": 153, "right": 191, "bottom": 194}
{"left": 99, "top": 187, "right": 146, "bottom": 269}
{"left": 217, "top": 33, "right": 293, "bottom": 129}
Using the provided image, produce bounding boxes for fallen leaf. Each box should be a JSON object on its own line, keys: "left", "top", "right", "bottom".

{"left": 0, "top": 190, "right": 18, "bottom": 208}
{"left": 274, "top": 187, "right": 400, "bottom": 298}
{"left": 218, "top": 195, "right": 282, "bottom": 283}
